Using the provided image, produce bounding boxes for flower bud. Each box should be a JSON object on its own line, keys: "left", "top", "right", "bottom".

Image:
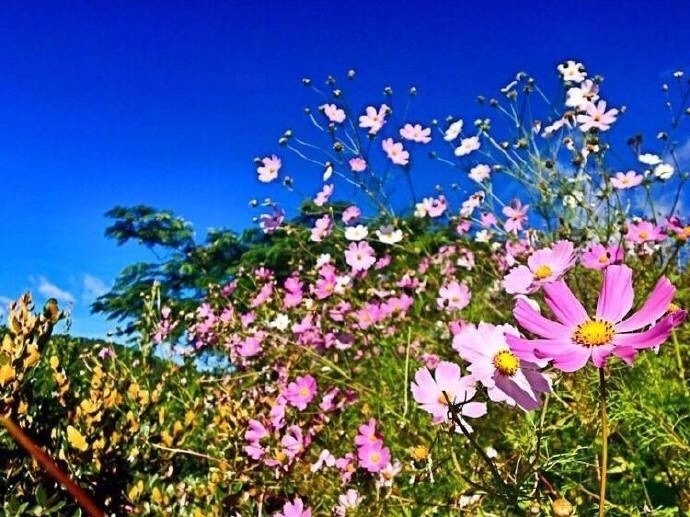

{"left": 551, "top": 498, "right": 573, "bottom": 516}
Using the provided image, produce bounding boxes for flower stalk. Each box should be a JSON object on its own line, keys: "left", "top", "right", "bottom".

{"left": 598, "top": 367, "right": 608, "bottom": 517}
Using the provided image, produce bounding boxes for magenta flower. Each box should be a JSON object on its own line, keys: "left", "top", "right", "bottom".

{"left": 381, "top": 138, "right": 410, "bottom": 166}
{"left": 354, "top": 418, "right": 381, "bottom": 448}
{"left": 581, "top": 243, "right": 623, "bottom": 270}
{"left": 502, "top": 199, "right": 529, "bottom": 233}
{"left": 344, "top": 241, "right": 376, "bottom": 272}
{"left": 410, "top": 361, "right": 487, "bottom": 428}
{"left": 357, "top": 441, "right": 391, "bottom": 473}
{"left": 507, "top": 265, "right": 680, "bottom": 372}
{"left": 452, "top": 322, "right": 551, "bottom": 411}
{"left": 437, "top": 280, "right": 471, "bottom": 312}
{"left": 285, "top": 374, "right": 317, "bottom": 410}
{"left": 274, "top": 496, "right": 311, "bottom": 517}
{"left": 257, "top": 155, "right": 281, "bottom": 183}
{"left": 503, "top": 240, "right": 576, "bottom": 294}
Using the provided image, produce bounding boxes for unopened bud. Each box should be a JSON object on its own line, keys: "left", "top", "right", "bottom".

{"left": 551, "top": 498, "right": 573, "bottom": 516}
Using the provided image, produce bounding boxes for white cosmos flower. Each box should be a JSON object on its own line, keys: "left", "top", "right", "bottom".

{"left": 639, "top": 153, "right": 662, "bottom": 166}
{"left": 653, "top": 163, "right": 674, "bottom": 180}
{"left": 444, "top": 119, "right": 463, "bottom": 141}
{"left": 344, "top": 224, "right": 368, "bottom": 241}
{"left": 376, "top": 225, "right": 403, "bottom": 244}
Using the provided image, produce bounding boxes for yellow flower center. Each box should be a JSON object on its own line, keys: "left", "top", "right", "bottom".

{"left": 493, "top": 350, "right": 519, "bottom": 376}
{"left": 638, "top": 230, "right": 649, "bottom": 240}
{"left": 533, "top": 264, "right": 552, "bottom": 280}
{"left": 597, "top": 253, "right": 610, "bottom": 264}
{"left": 298, "top": 387, "right": 310, "bottom": 398}
{"left": 572, "top": 319, "right": 615, "bottom": 347}
{"left": 668, "top": 302, "right": 682, "bottom": 314}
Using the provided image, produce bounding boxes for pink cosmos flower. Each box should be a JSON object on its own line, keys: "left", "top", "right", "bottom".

{"left": 381, "top": 138, "right": 410, "bottom": 166}
{"left": 359, "top": 104, "right": 389, "bottom": 135}
{"left": 357, "top": 441, "right": 391, "bottom": 473}
{"left": 313, "top": 184, "right": 334, "bottom": 207}
{"left": 281, "top": 424, "right": 307, "bottom": 459}
{"left": 320, "top": 103, "right": 346, "bottom": 123}
{"left": 507, "top": 264, "right": 681, "bottom": 372}
{"left": 399, "top": 123, "right": 431, "bottom": 143}
{"left": 437, "top": 281, "right": 471, "bottom": 311}
{"left": 625, "top": 220, "right": 666, "bottom": 244}
{"left": 610, "top": 170, "right": 643, "bottom": 190}
{"left": 257, "top": 155, "right": 282, "bottom": 183}
{"left": 310, "top": 215, "right": 333, "bottom": 242}
{"left": 274, "top": 496, "right": 311, "bottom": 517}
{"left": 581, "top": 243, "right": 624, "bottom": 270}
{"left": 576, "top": 100, "right": 619, "bottom": 132}
{"left": 348, "top": 156, "right": 367, "bottom": 172}
{"left": 283, "top": 276, "right": 303, "bottom": 308}
{"left": 285, "top": 374, "right": 317, "bottom": 410}
{"left": 354, "top": 418, "right": 381, "bottom": 448}
{"left": 503, "top": 240, "right": 576, "bottom": 294}
{"left": 245, "top": 418, "right": 269, "bottom": 443}
{"left": 452, "top": 322, "right": 551, "bottom": 411}
{"left": 410, "top": 361, "right": 487, "bottom": 428}
{"left": 344, "top": 241, "right": 376, "bottom": 272}
{"left": 342, "top": 205, "right": 361, "bottom": 224}
{"left": 502, "top": 199, "right": 529, "bottom": 233}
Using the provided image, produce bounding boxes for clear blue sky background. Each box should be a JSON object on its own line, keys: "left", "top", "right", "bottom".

{"left": 2, "top": 0, "right": 689, "bottom": 337}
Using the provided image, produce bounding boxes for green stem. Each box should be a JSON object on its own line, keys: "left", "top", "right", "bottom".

{"left": 598, "top": 367, "right": 608, "bottom": 517}
{"left": 672, "top": 330, "right": 688, "bottom": 396}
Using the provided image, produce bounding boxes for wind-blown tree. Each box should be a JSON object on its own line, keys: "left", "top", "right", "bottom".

{"left": 92, "top": 205, "right": 248, "bottom": 337}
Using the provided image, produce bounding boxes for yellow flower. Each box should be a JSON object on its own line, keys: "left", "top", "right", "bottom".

{"left": 66, "top": 425, "right": 88, "bottom": 452}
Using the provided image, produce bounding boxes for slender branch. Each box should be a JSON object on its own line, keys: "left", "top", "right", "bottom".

{"left": 0, "top": 415, "right": 105, "bottom": 517}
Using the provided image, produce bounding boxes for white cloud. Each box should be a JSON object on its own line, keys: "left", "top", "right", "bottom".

{"left": 83, "top": 274, "right": 109, "bottom": 302}
{"left": 35, "top": 276, "right": 76, "bottom": 304}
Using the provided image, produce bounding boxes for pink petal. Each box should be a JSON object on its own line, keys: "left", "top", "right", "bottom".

{"left": 543, "top": 280, "right": 588, "bottom": 326}
{"left": 615, "top": 276, "right": 675, "bottom": 332}
{"left": 434, "top": 361, "right": 462, "bottom": 387}
{"left": 513, "top": 298, "right": 570, "bottom": 339}
{"left": 595, "top": 265, "right": 633, "bottom": 323}
{"left": 503, "top": 265, "right": 534, "bottom": 294}
{"left": 613, "top": 316, "right": 675, "bottom": 350}
{"left": 590, "top": 344, "right": 615, "bottom": 368}
{"left": 550, "top": 345, "right": 591, "bottom": 372}
{"left": 461, "top": 401, "right": 487, "bottom": 418}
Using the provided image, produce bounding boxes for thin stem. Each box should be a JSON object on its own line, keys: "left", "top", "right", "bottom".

{"left": 598, "top": 367, "right": 608, "bottom": 517}
{"left": 672, "top": 330, "right": 688, "bottom": 396}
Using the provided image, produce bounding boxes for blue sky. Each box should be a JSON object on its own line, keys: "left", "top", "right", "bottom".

{"left": 2, "top": 0, "right": 690, "bottom": 337}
